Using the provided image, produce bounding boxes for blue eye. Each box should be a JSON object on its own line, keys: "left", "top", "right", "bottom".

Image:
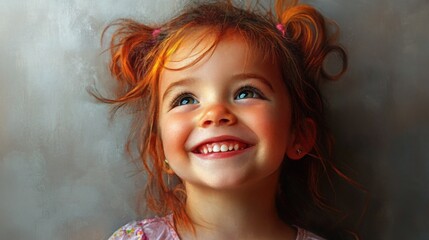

{"left": 171, "top": 93, "right": 199, "bottom": 108}
{"left": 178, "top": 96, "right": 197, "bottom": 105}
{"left": 235, "top": 86, "right": 264, "bottom": 100}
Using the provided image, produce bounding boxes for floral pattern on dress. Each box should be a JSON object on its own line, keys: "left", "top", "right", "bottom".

{"left": 109, "top": 215, "right": 180, "bottom": 240}
{"left": 109, "top": 215, "right": 324, "bottom": 240}
{"left": 109, "top": 221, "right": 147, "bottom": 240}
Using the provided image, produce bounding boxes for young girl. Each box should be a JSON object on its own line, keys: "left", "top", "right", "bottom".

{"left": 101, "top": 0, "right": 360, "bottom": 239}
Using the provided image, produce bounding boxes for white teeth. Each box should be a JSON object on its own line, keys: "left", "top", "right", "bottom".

{"left": 212, "top": 144, "right": 220, "bottom": 153}
{"left": 220, "top": 144, "right": 228, "bottom": 152}
{"left": 198, "top": 142, "right": 247, "bottom": 154}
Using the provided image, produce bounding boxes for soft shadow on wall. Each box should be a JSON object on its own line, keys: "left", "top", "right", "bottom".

{"left": 319, "top": 0, "right": 429, "bottom": 239}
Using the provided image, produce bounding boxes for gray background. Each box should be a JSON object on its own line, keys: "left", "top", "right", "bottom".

{"left": 0, "top": 0, "right": 427, "bottom": 239}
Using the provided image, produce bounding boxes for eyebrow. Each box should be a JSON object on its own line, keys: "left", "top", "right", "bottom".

{"left": 231, "top": 73, "right": 274, "bottom": 91}
{"left": 162, "top": 77, "right": 197, "bottom": 102}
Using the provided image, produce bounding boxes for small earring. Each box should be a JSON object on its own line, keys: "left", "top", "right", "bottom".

{"left": 296, "top": 148, "right": 302, "bottom": 155}
{"left": 164, "top": 159, "right": 171, "bottom": 169}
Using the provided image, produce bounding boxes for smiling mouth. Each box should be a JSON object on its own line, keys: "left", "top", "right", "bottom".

{"left": 193, "top": 141, "right": 250, "bottom": 154}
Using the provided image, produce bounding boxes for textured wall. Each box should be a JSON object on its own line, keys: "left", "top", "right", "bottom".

{"left": 319, "top": 0, "right": 429, "bottom": 239}
{"left": 0, "top": 0, "right": 428, "bottom": 239}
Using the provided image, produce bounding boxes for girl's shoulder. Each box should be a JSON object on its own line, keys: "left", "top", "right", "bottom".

{"left": 108, "top": 215, "right": 180, "bottom": 240}
{"left": 295, "top": 226, "right": 326, "bottom": 240}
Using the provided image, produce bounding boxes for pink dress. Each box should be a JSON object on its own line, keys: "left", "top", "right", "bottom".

{"left": 109, "top": 215, "right": 325, "bottom": 240}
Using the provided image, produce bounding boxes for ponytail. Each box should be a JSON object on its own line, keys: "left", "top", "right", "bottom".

{"left": 101, "top": 19, "right": 162, "bottom": 103}
{"left": 275, "top": 0, "right": 347, "bottom": 83}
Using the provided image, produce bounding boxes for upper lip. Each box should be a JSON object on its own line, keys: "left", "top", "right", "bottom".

{"left": 190, "top": 135, "right": 253, "bottom": 152}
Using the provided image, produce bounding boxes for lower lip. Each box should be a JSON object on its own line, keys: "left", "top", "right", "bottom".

{"left": 192, "top": 146, "right": 254, "bottom": 160}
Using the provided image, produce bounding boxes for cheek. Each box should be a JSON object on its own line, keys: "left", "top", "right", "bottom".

{"left": 248, "top": 104, "right": 291, "bottom": 134}
{"left": 160, "top": 114, "right": 192, "bottom": 158}
{"left": 242, "top": 104, "right": 292, "bottom": 152}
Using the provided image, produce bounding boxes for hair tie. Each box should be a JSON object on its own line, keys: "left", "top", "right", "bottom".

{"left": 152, "top": 28, "right": 161, "bottom": 38}
{"left": 276, "top": 23, "right": 285, "bottom": 37}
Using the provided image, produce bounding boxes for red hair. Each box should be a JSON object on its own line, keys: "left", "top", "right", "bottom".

{"left": 95, "top": 0, "right": 365, "bottom": 238}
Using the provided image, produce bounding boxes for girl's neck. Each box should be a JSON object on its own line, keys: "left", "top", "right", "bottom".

{"left": 178, "top": 172, "right": 297, "bottom": 240}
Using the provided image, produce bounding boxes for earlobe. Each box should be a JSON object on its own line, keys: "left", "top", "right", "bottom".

{"left": 286, "top": 118, "right": 317, "bottom": 160}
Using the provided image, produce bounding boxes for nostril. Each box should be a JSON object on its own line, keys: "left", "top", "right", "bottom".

{"left": 203, "top": 118, "right": 230, "bottom": 127}
{"left": 203, "top": 119, "right": 213, "bottom": 127}
{"left": 219, "top": 118, "right": 230, "bottom": 124}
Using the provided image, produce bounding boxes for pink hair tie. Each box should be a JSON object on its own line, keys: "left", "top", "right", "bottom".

{"left": 276, "top": 23, "right": 285, "bottom": 37}
{"left": 152, "top": 28, "right": 161, "bottom": 38}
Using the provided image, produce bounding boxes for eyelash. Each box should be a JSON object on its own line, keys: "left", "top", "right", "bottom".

{"left": 169, "top": 84, "right": 266, "bottom": 109}
{"left": 234, "top": 85, "right": 266, "bottom": 100}
{"left": 170, "top": 92, "right": 198, "bottom": 108}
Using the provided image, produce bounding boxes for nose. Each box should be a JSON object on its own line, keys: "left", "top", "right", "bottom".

{"left": 199, "top": 104, "right": 237, "bottom": 128}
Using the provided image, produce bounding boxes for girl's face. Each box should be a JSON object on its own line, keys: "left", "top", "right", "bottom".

{"left": 158, "top": 31, "right": 296, "bottom": 190}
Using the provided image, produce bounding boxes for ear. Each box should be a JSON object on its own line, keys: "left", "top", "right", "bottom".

{"left": 286, "top": 118, "right": 317, "bottom": 160}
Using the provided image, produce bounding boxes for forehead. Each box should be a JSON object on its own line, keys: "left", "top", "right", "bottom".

{"left": 157, "top": 27, "right": 288, "bottom": 106}
{"left": 157, "top": 27, "right": 285, "bottom": 99}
